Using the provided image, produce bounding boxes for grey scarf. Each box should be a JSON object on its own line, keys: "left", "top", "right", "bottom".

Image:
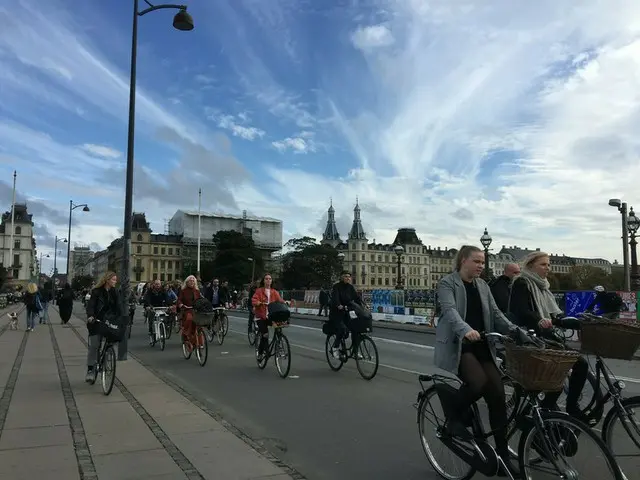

{"left": 516, "top": 269, "right": 562, "bottom": 319}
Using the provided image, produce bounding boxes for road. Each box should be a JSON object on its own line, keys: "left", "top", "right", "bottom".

{"left": 124, "top": 308, "right": 640, "bottom": 480}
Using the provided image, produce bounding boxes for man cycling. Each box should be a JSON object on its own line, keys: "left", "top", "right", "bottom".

{"left": 205, "top": 278, "right": 229, "bottom": 321}
{"left": 143, "top": 280, "right": 171, "bottom": 341}
{"left": 329, "top": 271, "right": 364, "bottom": 357}
{"left": 587, "top": 285, "right": 624, "bottom": 319}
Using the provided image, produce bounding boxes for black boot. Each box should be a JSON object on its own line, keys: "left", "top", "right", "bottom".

{"left": 497, "top": 449, "right": 521, "bottom": 478}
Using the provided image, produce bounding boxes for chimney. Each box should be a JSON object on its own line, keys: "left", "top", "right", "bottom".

{"left": 536, "top": 248, "right": 540, "bottom": 251}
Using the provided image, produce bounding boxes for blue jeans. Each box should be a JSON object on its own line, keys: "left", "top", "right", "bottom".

{"left": 26, "top": 310, "right": 37, "bottom": 329}
{"left": 39, "top": 302, "right": 49, "bottom": 323}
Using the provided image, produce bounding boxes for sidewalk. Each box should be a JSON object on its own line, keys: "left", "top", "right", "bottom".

{"left": 0, "top": 307, "right": 298, "bottom": 480}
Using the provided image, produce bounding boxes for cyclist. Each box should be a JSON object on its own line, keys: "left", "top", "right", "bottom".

{"left": 329, "top": 271, "right": 364, "bottom": 358}
{"left": 586, "top": 285, "right": 623, "bottom": 319}
{"left": 247, "top": 280, "right": 259, "bottom": 334}
{"left": 509, "top": 251, "right": 590, "bottom": 423}
{"left": 143, "top": 280, "right": 171, "bottom": 341}
{"left": 437, "top": 245, "right": 527, "bottom": 477}
{"left": 205, "top": 278, "right": 228, "bottom": 322}
{"left": 177, "top": 275, "right": 201, "bottom": 343}
{"left": 251, "top": 273, "right": 285, "bottom": 359}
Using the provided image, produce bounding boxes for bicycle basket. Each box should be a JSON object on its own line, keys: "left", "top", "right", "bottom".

{"left": 97, "top": 317, "right": 126, "bottom": 343}
{"left": 580, "top": 319, "right": 640, "bottom": 360}
{"left": 192, "top": 312, "right": 213, "bottom": 327}
{"left": 348, "top": 315, "right": 372, "bottom": 334}
{"left": 268, "top": 302, "right": 290, "bottom": 324}
{"left": 503, "top": 342, "right": 580, "bottom": 392}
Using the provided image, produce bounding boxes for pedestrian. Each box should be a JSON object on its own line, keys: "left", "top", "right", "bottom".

{"left": 39, "top": 284, "right": 52, "bottom": 324}
{"left": 58, "top": 283, "right": 74, "bottom": 325}
{"left": 318, "top": 287, "right": 329, "bottom": 317}
{"left": 22, "top": 283, "right": 43, "bottom": 331}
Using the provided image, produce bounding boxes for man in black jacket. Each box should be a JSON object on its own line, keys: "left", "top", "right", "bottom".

{"left": 329, "top": 271, "right": 364, "bottom": 355}
{"left": 143, "top": 280, "right": 170, "bottom": 340}
{"left": 490, "top": 263, "right": 520, "bottom": 314}
{"left": 587, "top": 286, "right": 623, "bottom": 318}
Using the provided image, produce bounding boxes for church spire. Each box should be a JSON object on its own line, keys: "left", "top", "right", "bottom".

{"left": 349, "top": 197, "right": 366, "bottom": 240}
{"left": 321, "top": 198, "right": 341, "bottom": 248}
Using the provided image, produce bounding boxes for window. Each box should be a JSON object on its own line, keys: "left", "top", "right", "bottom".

{"left": 371, "top": 277, "right": 375, "bottom": 285}
{"left": 377, "top": 277, "right": 382, "bottom": 285}
{"left": 153, "top": 247, "right": 158, "bottom": 254}
{"left": 135, "top": 273, "right": 141, "bottom": 282}
{"left": 384, "top": 277, "right": 390, "bottom": 286}
{"left": 361, "top": 254, "right": 365, "bottom": 261}
{"left": 176, "top": 248, "right": 180, "bottom": 255}
{"left": 15, "top": 226, "right": 21, "bottom": 235}
{"left": 160, "top": 273, "right": 165, "bottom": 281}
{"left": 13, "top": 239, "right": 20, "bottom": 249}
{"left": 160, "top": 260, "right": 166, "bottom": 269}
{"left": 167, "top": 273, "right": 173, "bottom": 281}
{"left": 377, "top": 266, "right": 382, "bottom": 273}
{"left": 351, "top": 253, "right": 356, "bottom": 261}
{"left": 384, "top": 266, "right": 389, "bottom": 273}
{"left": 167, "top": 260, "right": 173, "bottom": 269}
{"left": 136, "top": 259, "right": 142, "bottom": 267}
{"left": 13, "top": 254, "right": 19, "bottom": 267}
{"left": 137, "top": 234, "right": 143, "bottom": 241}
{"left": 136, "top": 245, "right": 141, "bottom": 254}
{"left": 377, "top": 255, "right": 382, "bottom": 262}
{"left": 153, "top": 274, "right": 158, "bottom": 280}
{"left": 371, "top": 254, "right": 375, "bottom": 261}
{"left": 385, "top": 255, "right": 389, "bottom": 263}
{"left": 153, "top": 260, "right": 158, "bottom": 268}
{"left": 361, "top": 243, "right": 365, "bottom": 250}
{"left": 168, "top": 248, "right": 173, "bottom": 255}
{"left": 161, "top": 247, "right": 166, "bottom": 255}
{"left": 370, "top": 266, "right": 375, "bottom": 273}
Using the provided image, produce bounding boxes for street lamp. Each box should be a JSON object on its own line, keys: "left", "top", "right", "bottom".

{"left": 39, "top": 252, "right": 50, "bottom": 283}
{"left": 52, "top": 236, "right": 67, "bottom": 300}
{"left": 248, "top": 257, "right": 256, "bottom": 285}
{"left": 394, "top": 244, "right": 404, "bottom": 289}
{"left": 627, "top": 207, "right": 640, "bottom": 291}
{"left": 119, "top": 0, "right": 194, "bottom": 361}
{"left": 609, "top": 199, "right": 631, "bottom": 291}
{"left": 66, "top": 200, "right": 90, "bottom": 280}
{"left": 480, "top": 227, "right": 493, "bottom": 279}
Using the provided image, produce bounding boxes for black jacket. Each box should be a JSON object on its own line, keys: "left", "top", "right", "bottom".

{"left": 86, "top": 287, "right": 122, "bottom": 336}
{"left": 490, "top": 275, "right": 511, "bottom": 315}
{"left": 507, "top": 277, "right": 543, "bottom": 332}
{"left": 205, "top": 285, "right": 228, "bottom": 306}
{"left": 329, "top": 281, "right": 362, "bottom": 322}
{"left": 319, "top": 290, "right": 330, "bottom": 306}
{"left": 143, "top": 289, "right": 169, "bottom": 308}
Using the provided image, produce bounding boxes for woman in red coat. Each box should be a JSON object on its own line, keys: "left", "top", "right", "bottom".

{"left": 177, "top": 275, "right": 201, "bottom": 345}
{"left": 251, "top": 272, "right": 284, "bottom": 357}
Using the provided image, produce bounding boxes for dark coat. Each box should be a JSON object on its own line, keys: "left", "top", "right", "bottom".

{"left": 329, "top": 281, "right": 362, "bottom": 323}
{"left": 86, "top": 287, "right": 122, "bottom": 336}
{"left": 490, "top": 275, "right": 511, "bottom": 315}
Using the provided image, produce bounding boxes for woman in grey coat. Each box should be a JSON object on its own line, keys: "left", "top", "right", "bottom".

{"left": 436, "top": 245, "right": 526, "bottom": 477}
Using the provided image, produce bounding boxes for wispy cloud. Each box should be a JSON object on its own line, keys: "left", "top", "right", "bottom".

{"left": 214, "top": 114, "right": 266, "bottom": 141}
{"left": 351, "top": 25, "right": 395, "bottom": 50}
{"left": 272, "top": 131, "right": 317, "bottom": 154}
{"left": 80, "top": 144, "right": 122, "bottom": 159}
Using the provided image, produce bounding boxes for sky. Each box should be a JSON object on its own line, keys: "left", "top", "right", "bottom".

{"left": 2, "top": 0, "right": 640, "bottom": 275}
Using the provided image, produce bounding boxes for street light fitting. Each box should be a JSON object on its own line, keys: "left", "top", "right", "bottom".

{"left": 337, "top": 252, "right": 345, "bottom": 259}
{"left": 609, "top": 198, "right": 622, "bottom": 208}
{"left": 173, "top": 8, "right": 194, "bottom": 31}
{"left": 82, "top": 205, "right": 90, "bottom": 212}
{"left": 247, "top": 257, "right": 253, "bottom": 262}
{"left": 393, "top": 244, "right": 404, "bottom": 256}
{"left": 628, "top": 207, "right": 640, "bottom": 235}
{"left": 480, "top": 227, "right": 492, "bottom": 249}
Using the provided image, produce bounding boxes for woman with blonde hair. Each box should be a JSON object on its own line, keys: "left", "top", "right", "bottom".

{"left": 85, "top": 271, "right": 122, "bottom": 382}
{"left": 509, "top": 251, "right": 589, "bottom": 421}
{"left": 177, "top": 275, "right": 201, "bottom": 347}
{"left": 22, "top": 283, "right": 43, "bottom": 331}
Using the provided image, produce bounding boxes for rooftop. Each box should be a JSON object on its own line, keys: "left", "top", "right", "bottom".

{"left": 178, "top": 209, "right": 282, "bottom": 224}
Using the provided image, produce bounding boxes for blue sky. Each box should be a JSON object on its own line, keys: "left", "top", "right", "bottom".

{"left": 2, "top": 0, "right": 640, "bottom": 274}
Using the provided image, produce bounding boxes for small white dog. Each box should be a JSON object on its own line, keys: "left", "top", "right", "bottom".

{"left": 8, "top": 312, "right": 19, "bottom": 330}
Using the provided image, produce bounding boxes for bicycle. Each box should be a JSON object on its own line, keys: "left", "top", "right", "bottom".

{"left": 247, "top": 316, "right": 259, "bottom": 346}
{"left": 181, "top": 306, "right": 208, "bottom": 367}
{"left": 148, "top": 307, "right": 169, "bottom": 351}
{"left": 416, "top": 332, "right": 623, "bottom": 479}
{"left": 255, "top": 321, "right": 291, "bottom": 378}
{"left": 324, "top": 309, "right": 379, "bottom": 381}
{"left": 88, "top": 320, "right": 117, "bottom": 396}
{"left": 205, "top": 307, "right": 228, "bottom": 345}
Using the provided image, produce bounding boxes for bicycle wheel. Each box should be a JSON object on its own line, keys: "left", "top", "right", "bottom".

{"left": 159, "top": 322, "right": 166, "bottom": 351}
{"left": 255, "top": 337, "right": 268, "bottom": 369}
{"left": 215, "top": 320, "right": 225, "bottom": 345}
{"left": 205, "top": 325, "right": 214, "bottom": 343}
{"left": 195, "top": 328, "right": 208, "bottom": 367}
{"left": 248, "top": 322, "right": 257, "bottom": 346}
{"left": 355, "top": 335, "right": 379, "bottom": 380}
{"left": 325, "top": 334, "right": 345, "bottom": 371}
{"left": 558, "top": 369, "right": 601, "bottom": 416}
{"left": 182, "top": 338, "right": 192, "bottom": 360}
{"left": 602, "top": 395, "right": 640, "bottom": 479}
{"left": 518, "top": 410, "right": 623, "bottom": 480}
{"left": 221, "top": 313, "right": 229, "bottom": 336}
{"left": 101, "top": 345, "right": 116, "bottom": 396}
{"left": 274, "top": 332, "right": 291, "bottom": 378}
{"left": 417, "top": 386, "right": 475, "bottom": 480}
{"left": 165, "top": 318, "right": 173, "bottom": 339}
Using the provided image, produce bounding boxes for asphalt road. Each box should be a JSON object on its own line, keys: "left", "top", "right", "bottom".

{"left": 123, "top": 308, "right": 640, "bottom": 480}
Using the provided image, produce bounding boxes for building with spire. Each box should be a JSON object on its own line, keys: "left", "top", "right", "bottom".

{"left": 320, "top": 199, "right": 341, "bottom": 248}
{"left": 0, "top": 203, "right": 36, "bottom": 284}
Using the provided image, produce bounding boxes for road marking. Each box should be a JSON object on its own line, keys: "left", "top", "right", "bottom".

{"left": 227, "top": 315, "right": 434, "bottom": 351}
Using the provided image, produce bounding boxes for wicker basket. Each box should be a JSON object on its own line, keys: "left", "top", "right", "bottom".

{"left": 193, "top": 312, "right": 213, "bottom": 327}
{"left": 504, "top": 342, "right": 581, "bottom": 392}
{"left": 580, "top": 319, "right": 640, "bottom": 360}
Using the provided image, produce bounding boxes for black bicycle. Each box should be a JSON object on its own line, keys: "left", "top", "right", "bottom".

{"left": 417, "top": 332, "right": 623, "bottom": 480}
{"left": 255, "top": 322, "right": 291, "bottom": 378}
{"left": 89, "top": 320, "right": 117, "bottom": 396}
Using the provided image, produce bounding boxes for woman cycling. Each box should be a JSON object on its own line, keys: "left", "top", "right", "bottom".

{"left": 509, "top": 251, "right": 589, "bottom": 422}
{"left": 177, "top": 275, "right": 201, "bottom": 344}
{"left": 251, "top": 273, "right": 285, "bottom": 359}
{"left": 436, "top": 245, "right": 526, "bottom": 477}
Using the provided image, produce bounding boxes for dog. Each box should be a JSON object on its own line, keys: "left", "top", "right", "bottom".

{"left": 8, "top": 312, "right": 18, "bottom": 330}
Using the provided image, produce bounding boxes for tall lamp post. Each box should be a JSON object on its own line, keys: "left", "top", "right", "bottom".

{"left": 480, "top": 227, "right": 493, "bottom": 279}
{"left": 39, "top": 253, "right": 50, "bottom": 284}
{"left": 52, "top": 236, "right": 67, "bottom": 300}
{"left": 119, "top": 1, "right": 194, "bottom": 361}
{"left": 394, "top": 244, "right": 404, "bottom": 289}
{"left": 66, "top": 200, "right": 90, "bottom": 281}
{"left": 627, "top": 207, "right": 640, "bottom": 291}
{"left": 609, "top": 199, "right": 631, "bottom": 291}
{"left": 336, "top": 252, "right": 345, "bottom": 283}
{"left": 247, "top": 257, "right": 256, "bottom": 285}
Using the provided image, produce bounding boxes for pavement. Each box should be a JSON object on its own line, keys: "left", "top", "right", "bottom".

{"left": 125, "top": 306, "right": 640, "bottom": 480}
{"left": 0, "top": 304, "right": 298, "bottom": 480}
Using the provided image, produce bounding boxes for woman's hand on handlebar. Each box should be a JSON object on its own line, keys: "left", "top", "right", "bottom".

{"left": 464, "top": 329, "right": 481, "bottom": 342}
{"left": 538, "top": 318, "right": 553, "bottom": 329}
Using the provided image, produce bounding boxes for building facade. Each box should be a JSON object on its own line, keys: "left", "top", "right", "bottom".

{"left": 68, "top": 246, "right": 94, "bottom": 280}
{"left": 0, "top": 203, "right": 36, "bottom": 283}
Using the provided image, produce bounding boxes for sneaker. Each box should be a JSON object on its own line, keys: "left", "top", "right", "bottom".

{"left": 85, "top": 369, "right": 94, "bottom": 383}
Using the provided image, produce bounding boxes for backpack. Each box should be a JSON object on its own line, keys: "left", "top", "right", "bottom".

{"left": 25, "top": 293, "right": 37, "bottom": 310}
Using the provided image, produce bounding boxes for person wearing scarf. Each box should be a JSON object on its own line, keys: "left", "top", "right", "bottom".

{"left": 509, "top": 251, "right": 590, "bottom": 422}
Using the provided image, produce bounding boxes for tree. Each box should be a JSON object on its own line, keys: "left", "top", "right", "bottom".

{"left": 210, "top": 230, "right": 264, "bottom": 288}
{"left": 71, "top": 275, "right": 94, "bottom": 291}
{"left": 548, "top": 272, "right": 575, "bottom": 291}
{"left": 569, "top": 265, "right": 611, "bottom": 290}
{"left": 281, "top": 237, "right": 344, "bottom": 289}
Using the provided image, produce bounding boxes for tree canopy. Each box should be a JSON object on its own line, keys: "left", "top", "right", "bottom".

{"left": 71, "top": 275, "right": 94, "bottom": 291}
{"left": 209, "top": 230, "right": 264, "bottom": 288}
{"left": 280, "top": 237, "right": 344, "bottom": 289}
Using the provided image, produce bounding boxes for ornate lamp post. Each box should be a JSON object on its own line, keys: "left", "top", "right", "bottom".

{"left": 609, "top": 199, "right": 631, "bottom": 291}
{"left": 480, "top": 227, "right": 492, "bottom": 279}
{"left": 627, "top": 207, "right": 640, "bottom": 291}
{"left": 394, "top": 244, "right": 404, "bottom": 289}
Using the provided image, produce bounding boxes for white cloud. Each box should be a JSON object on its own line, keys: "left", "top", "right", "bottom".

{"left": 215, "top": 114, "right": 266, "bottom": 141}
{"left": 80, "top": 144, "right": 122, "bottom": 159}
{"left": 351, "top": 25, "right": 395, "bottom": 50}
{"left": 272, "top": 131, "right": 316, "bottom": 154}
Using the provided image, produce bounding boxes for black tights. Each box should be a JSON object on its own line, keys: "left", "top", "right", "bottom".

{"left": 541, "top": 356, "right": 589, "bottom": 411}
{"left": 257, "top": 319, "right": 269, "bottom": 354}
{"left": 456, "top": 346, "right": 509, "bottom": 454}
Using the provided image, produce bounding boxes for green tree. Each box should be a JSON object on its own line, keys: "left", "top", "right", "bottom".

{"left": 210, "top": 230, "right": 264, "bottom": 287}
{"left": 609, "top": 268, "right": 625, "bottom": 291}
{"left": 570, "top": 265, "right": 611, "bottom": 290}
{"left": 548, "top": 272, "right": 575, "bottom": 291}
{"left": 71, "top": 275, "right": 94, "bottom": 291}
{"left": 281, "top": 237, "right": 344, "bottom": 289}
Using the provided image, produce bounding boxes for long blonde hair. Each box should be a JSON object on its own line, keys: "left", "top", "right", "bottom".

{"left": 95, "top": 271, "right": 117, "bottom": 289}
{"left": 26, "top": 283, "right": 38, "bottom": 294}
{"left": 522, "top": 251, "right": 549, "bottom": 269}
{"left": 182, "top": 275, "right": 199, "bottom": 290}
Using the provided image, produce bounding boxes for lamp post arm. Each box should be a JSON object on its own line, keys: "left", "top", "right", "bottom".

{"left": 138, "top": 3, "right": 187, "bottom": 16}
